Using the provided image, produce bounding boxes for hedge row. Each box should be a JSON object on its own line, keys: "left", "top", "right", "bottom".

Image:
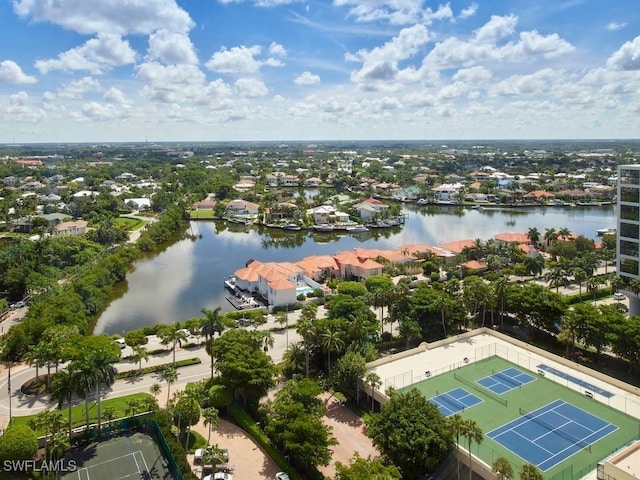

{"left": 116, "top": 357, "right": 202, "bottom": 379}
{"left": 228, "top": 404, "right": 304, "bottom": 480}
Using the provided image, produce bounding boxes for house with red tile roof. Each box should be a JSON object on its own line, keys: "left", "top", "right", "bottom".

{"left": 333, "top": 250, "right": 384, "bottom": 281}
{"left": 224, "top": 199, "right": 259, "bottom": 220}
{"left": 494, "top": 232, "right": 530, "bottom": 244}
{"left": 354, "top": 197, "right": 389, "bottom": 220}
{"left": 437, "top": 239, "right": 477, "bottom": 255}
{"left": 460, "top": 260, "right": 488, "bottom": 277}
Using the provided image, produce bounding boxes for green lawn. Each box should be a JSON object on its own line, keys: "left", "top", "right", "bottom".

{"left": 401, "top": 356, "right": 640, "bottom": 480}
{"left": 189, "top": 209, "right": 216, "bottom": 219}
{"left": 114, "top": 216, "right": 145, "bottom": 231}
{"left": 13, "top": 393, "right": 155, "bottom": 435}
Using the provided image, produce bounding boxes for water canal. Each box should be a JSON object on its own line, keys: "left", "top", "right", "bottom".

{"left": 95, "top": 204, "right": 616, "bottom": 334}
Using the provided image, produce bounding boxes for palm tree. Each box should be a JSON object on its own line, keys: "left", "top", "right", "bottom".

{"left": 448, "top": 414, "right": 465, "bottom": 480}
{"left": 49, "top": 430, "right": 70, "bottom": 479}
{"left": 492, "top": 456, "right": 514, "bottom": 479}
{"left": 492, "top": 276, "right": 509, "bottom": 329}
{"left": 364, "top": 372, "right": 381, "bottom": 410}
{"left": 319, "top": 325, "right": 345, "bottom": 374}
{"left": 149, "top": 382, "right": 162, "bottom": 402}
{"left": 572, "top": 267, "right": 587, "bottom": 299}
{"left": 159, "top": 322, "right": 188, "bottom": 366}
{"left": 205, "top": 337, "right": 217, "bottom": 379}
{"left": 70, "top": 358, "right": 95, "bottom": 430}
{"left": 131, "top": 345, "right": 149, "bottom": 374}
{"left": 29, "top": 408, "right": 65, "bottom": 460}
{"left": 50, "top": 367, "right": 77, "bottom": 437}
{"left": 431, "top": 291, "right": 453, "bottom": 337}
{"left": 161, "top": 367, "right": 178, "bottom": 407}
{"left": 519, "top": 463, "right": 544, "bottom": 480}
{"left": 282, "top": 342, "right": 305, "bottom": 377}
{"left": 527, "top": 227, "right": 540, "bottom": 246}
{"left": 558, "top": 227, "right": 572, "bottom": 241}
{"left": 543, "top": 227, "right": 558, "bottom": 250}
{"left": 297, "top": 316, "right": 316, "bottom": 377}
{"left": 545, "top": 264, "right": 569, "bottom": 292}
{"left": 202, "top": 407, "right": 220, "bottom": 446}
{"left": 523, "top": 254, "right": 545, "bottom": 278}
{"left": 91, "top": 349, "right": 118, "bottom": 437}
{"left": 200, "top": 307, "right": 225, "bottom": 341}
{"left": 461, "top": 418, "right": 483, "bottom": 480}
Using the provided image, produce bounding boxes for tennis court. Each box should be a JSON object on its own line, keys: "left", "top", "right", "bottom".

{"left": 429, "top": 387, "right": 483, "bottom": 416}
{"left": 398, "top": 355, "right": 640, "bottom": 479}
{"left": 477, "top": 367, "right": 536, "bottom": 394}
{"left": 61, "top": 432, "right": 173, "bottom": 480}
{"left": 488, "top": 399, "right": 617, "bottom": 471}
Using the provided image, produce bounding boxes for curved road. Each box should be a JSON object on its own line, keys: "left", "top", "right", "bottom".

{"left": 0, "top": 310, "right": 312, "bottom": 429}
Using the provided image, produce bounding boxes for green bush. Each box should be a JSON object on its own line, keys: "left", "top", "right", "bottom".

{"left": 0, "top": 425, "right": 38, "bottom": 461}
{"left": 229, "top": 404, "right": 305, "bottom": 480}
{"left": 116, "top": 357, "right": 201, "bottom": 379}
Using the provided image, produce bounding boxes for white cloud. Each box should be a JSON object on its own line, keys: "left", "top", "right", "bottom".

{"left": 268, "top": 42, "right": 287, "bottom": 57}
{"left": 0, "top": 60, "right": 37, "bottom": 84}
{"left": 75, "top": 101, "right": 132, "bottom": 121}
{"left": 13, "top": 0, "right": 194, "bottom": 35}
{"left": 147, "top": 30, "right": 198, "bottom": 65}
{"left": 217, "top": 0, "right": 304, "bottom": 6}
{"left": 4, "top": 91, "right": 46, "bottom": 122}
{"left": 606, "top": 21, "right": 627, "bottom": 31}
{"left": 347, "top": 24, "right": 430, "bottom": 87}
{"left": 489, "top": 68, "right": 559, "bottom": 97}
{"left": 425, "top": 15, "right": 575, "bottom": 68}
{"left": 205, "top": 44, "right": 284, "bottom": 74}
{"left": 334, "top": 1, "right": 452, "bottom": 26}
{"left": 137, "top": 62, "right": 233, "bottom": 104}
{"left": 35, "top": 33, "right": 136, "bottom": 74}
{"left": 57, "top": 77, "right": 101, "bottom": 99}
{"left": 294, "top": 71, "right": 320, "bottom": 85}
{"left": 459, "top": 3, "right": 478, "bottom": 19}
{"left": 607, "top": 36, "right": 640, "bottom": 71}
{"left": 206, "top": 45, "right": 263, "bottom": 74}
{"left": 452, "top": 66, "right": 492, "bottom": 83}
{"left": 103, "top": 87, "right": 129, "bottom": 105}
{"left": 235, "top": 78, "right": 269, "bottom": 98}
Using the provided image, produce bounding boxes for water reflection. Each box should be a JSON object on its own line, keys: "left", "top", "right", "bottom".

{"left": 95, "top": 205, "right": 616, "bottom": 334}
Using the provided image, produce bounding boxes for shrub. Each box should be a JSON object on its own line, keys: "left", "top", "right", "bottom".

{"left": 0, "top": 425, "right": 38, "bottom": 461}
{"left": 116, "top": 358, "right": 201, "bottom": 379}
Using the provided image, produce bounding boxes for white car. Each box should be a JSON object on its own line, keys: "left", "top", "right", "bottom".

{"left": 614, "top": 293, "right": 626, "bottom": 301}
{"left": 203, "top": 473, "right": 233, "bottom": 480}
{"left": 114, "top": 338, "right": 126, "bottom": 349}
{"left": 275, "top": 473, "right": 291, "bottom": 480}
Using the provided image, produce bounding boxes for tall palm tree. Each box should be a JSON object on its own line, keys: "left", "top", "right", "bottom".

{"left": 492, "top": 456, "right": 514, "bottom": 479}
{"left": 161, "top": 367, "right": 178, "bottom": 407}
{"left": 461, "top": 418, "right": 483, "bottom": 480}
{"left": 527, "top": 227, "right": 540, "bottom": 246}
{"left": 282, "top": 342, "right": 305, "bottom": 377}
{"left": 545, "top": 265, "right": 569, "bottom": 292}
{"left": 448, "top": 414, "right": 465, "bottom": 480}
{"left": 200, "top": 307, "right": 225, "bottom": 341}
{"left": 91, "top": 349, "right": 118, "bottom": 437}
{"left": 543, "top": 227, "right": 558, "bottom": 250}
{"left": 558, "top": 227, "right": 572, "bottom": 241}
{"left": 205, "top": 337, "right": 217, "bottom": 379}
{"left": 131, "top": 345, "right": 149, "bottom": 374}
{"left": 431, "top": 291, "right": 453, "bottom": 337}
{"left": 492, "top": 276, "right": 509, "bottom": 329}
{"left": 202, "top": 407, "right": 220, "bottom": 446}
{"left": 364, "top": 372, "right": 381, "bottom": 410}
{"left": 50, "top": 367, "right": 77, "bottom": 437}
{"left": 297, "top": 316, "right": 316, "bottom": 377}
{"left": 49, "top": 430, "right": 71, "bottom": 479}
{"left": 319, "top": 325, "right": 345, "bottom": 374}
{"left": 572, "top": 267, "right": 587, "bottom": 299}
{"left": 70, "top": 358, "right": 95, "bottom": 430}
{"left": 519, "top": 464, "right": 544, "bottom": 480}
{"left": 29, "top": 408, "right": 65, "bottom": 461}
{"left": 159, "top": 321, "right": 188, "bottom": 366}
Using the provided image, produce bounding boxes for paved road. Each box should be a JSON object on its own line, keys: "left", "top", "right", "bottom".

{"left": 0, "top": 308, "right": 318, "bottom": 429}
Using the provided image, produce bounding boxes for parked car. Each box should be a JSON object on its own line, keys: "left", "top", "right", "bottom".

{"left": 614, "top": 292, "right": 625, "bottom": 300}
{"left": 203, "top": 473, "right": 233, "bottom": 480}
{"left": 10, "top": 300, "right": 26, "bottom": 309}
{"left": 114, "top": 338, "right": 126, "bottom": 349}
{"left": 275, "top": 473, "right": 290, "bottom": 480}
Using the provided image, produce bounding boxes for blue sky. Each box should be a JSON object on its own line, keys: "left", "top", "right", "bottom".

{"left": 0, "top": 0, "right": 638, "bottom": 143}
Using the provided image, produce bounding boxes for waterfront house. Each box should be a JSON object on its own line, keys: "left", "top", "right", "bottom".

{"left": 192, "top": 194, "right": 216, "bottom": 210}
{"left": 306, "top": 205, "right": 350, "bottom": 225}
{"left": 354, "top": 197, "right": 389, "bottom": 220}
{"left": 234, "top": 260, "right": 302, "bottom": 307}
{"left": 333, "top": 250, "right": 384, "bottom": 281}
{"left": 305, "top": 177, "right": 322, "bottom": 187}
{"left": 224, "top": 199, "right": 259, "bottom": 220}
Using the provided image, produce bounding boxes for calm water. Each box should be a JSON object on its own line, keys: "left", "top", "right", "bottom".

{"left": 95, "top": 204, "right": 616, "bottom": 334}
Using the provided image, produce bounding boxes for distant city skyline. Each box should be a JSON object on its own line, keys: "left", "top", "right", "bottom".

{"left": 0, "top": 1, "right": 639, "bottom": 143}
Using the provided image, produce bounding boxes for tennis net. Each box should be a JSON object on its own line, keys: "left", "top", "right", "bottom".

{"left": 454, "top": 372, "right": 508, "bottom": 407}
{"left": 439, "top": 392, "right": 467, "bottom": 412}
{"left": 493, "top": 369, "right": 522, "bottom": 388}
{"left": 519, "top": 407, "right": 592, "bottom": 452}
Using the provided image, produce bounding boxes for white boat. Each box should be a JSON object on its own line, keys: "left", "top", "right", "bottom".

{"left": 313, "top": 224, "right": 334, "bottom": 232}
{"left": 596, "top": 227, "right": 616, "bottom": 236}
{"left": 282, "top": 223, "right": 302, "bottom": 231}
{"left": 346, "top": 225, "right": 369, "bottom": 233}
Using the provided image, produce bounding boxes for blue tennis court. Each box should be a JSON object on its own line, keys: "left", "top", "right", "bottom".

{"left": 477, "top": 367, "right": 535, "bottom": 394}
{"left": 488, "top": 399, "right": 617, "bottom": 471}
{"left": 429, "top": 387, "right": 483, "bottom": 417}
{"left": 537, "top": 364, "right": 614, "bottom": 398}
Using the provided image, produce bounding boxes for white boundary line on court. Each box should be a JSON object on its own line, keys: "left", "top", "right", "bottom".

{"left": 135, "top": 450, "right": 151, "bottom": 474}
{"left": 75, "top": 450, "right": 144, "bottom": 480}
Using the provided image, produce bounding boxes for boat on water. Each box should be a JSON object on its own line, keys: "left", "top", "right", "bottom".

{"left": 282, "top": 223, "right": 302, "bottom": 231}
{"left": 596, "top": 227, "right": 616, "bottom": 236}
{"left": 226, "top": 294, "right": 259, "bottom": 310}
{"left": 313, "top": 224, "right": 334, "bottom": 232}
{"left": 224, "top": 276, "right": 237, "bottom": 292}
{"left": 346, "top": 225, "right": 369, "bottom": 233}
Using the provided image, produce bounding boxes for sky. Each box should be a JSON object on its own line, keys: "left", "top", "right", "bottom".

{"left": 0, "top": 0, "right": 639, "bottom": 143}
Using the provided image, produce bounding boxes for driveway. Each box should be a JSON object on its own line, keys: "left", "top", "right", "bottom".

{"left": 319, "top": 393, "right": 379, "bottom": 478}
